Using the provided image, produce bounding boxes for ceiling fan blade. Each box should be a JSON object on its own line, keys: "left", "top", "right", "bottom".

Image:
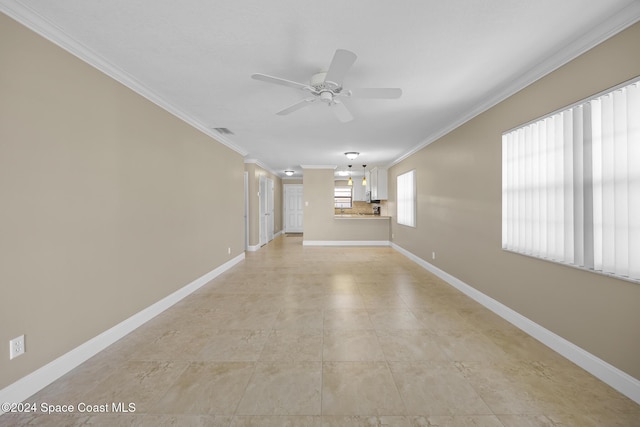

{"left": 349, "top": 88, "right": 403, "bottom": 99}
{"left": 252, "top": 73, "right": 311, "bottom": 90}
{"left": 332, "top": 99, "right": 354, "bottom": 123}
{"left": 324, "top": 49, "right": 357, "bottom": 86}
{"left": 276, "top": 98, "right": 316, "bottom": 115}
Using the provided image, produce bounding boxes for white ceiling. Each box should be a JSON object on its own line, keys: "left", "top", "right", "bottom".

{"left": 3, "top": 0, "right": 640, "bottom": 178}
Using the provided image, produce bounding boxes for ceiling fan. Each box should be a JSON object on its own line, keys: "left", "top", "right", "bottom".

{"left": 251, "top": 49, "right": 402, "bottom": 123}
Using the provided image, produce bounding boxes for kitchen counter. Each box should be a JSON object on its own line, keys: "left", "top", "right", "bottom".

{"left": 334, "top": 214, "right": 391, "bottom": 219}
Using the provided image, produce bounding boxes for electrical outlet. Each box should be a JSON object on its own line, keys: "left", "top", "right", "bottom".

{"left": 432, "top": 252, "right": 436, "bottom": 260}
{"left": 10, "top": 335, "right": 25, "bottom": 360}
{"left": 227, "top": 247, "right": 231, "bottom": 255}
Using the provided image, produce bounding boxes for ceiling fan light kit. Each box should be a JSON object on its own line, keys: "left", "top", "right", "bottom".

{"left": 252, "top": 49, "right": 402, "bottom": 123}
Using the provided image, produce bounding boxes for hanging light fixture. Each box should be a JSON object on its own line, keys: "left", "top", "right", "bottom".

{"left": 345, "top": 152, "right": 359, "bottom": 160}
{"left": 347, "top": 165, "right": 353, "bottom": 186}
{"left": 362, "top": 165, "right": 367, "bottom": 186}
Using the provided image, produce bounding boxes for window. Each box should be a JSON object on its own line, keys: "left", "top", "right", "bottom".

{"left": 502, "top": 78, "right": 640, "bottom": 282}
{"left": 335, "top": 186, "right": 352, "bottom": 208}
{"left": 397, "top": 170, "right": 416, "bottom": 227}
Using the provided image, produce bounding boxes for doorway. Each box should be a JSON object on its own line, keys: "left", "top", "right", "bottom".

{"left": 283, "top": 184, "right": 304, "bottom": 233}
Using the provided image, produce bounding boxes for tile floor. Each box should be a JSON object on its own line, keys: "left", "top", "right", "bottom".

{"left": 2, "top": 235, "right": 639, "bottom": 426}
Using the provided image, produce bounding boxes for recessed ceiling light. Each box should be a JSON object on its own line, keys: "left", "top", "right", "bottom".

{"left": 344, "top": 152, "right": 359, "bottom": 160}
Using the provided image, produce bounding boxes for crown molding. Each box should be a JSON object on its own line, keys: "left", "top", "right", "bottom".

{"left": 388, "top": 2, "right": 640, "bottom": 168}
{"left": 243, "top": 158, "right": 280, "bottom": 177}
{"left": 0, "top": 0, "right": 248, "bottom": 157}
{"left": 4, "top": 0, "right": 638, "bottom": 171}
{"left": 300, "top": 165, "right": 338, "bottom": 170}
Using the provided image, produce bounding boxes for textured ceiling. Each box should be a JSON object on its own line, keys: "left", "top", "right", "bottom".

{"left": 2, "top": 0, "right": 639, "bottom": 177}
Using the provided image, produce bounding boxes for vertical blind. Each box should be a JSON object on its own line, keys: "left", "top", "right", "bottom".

{"left": 502, "top": 78, "right": 640, "bottom": 281}
{"left": 397, "top": 170, "right": 416, "bottom": 227}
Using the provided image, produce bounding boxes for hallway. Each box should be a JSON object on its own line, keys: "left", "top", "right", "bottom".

{"left": 3, "top": 235, "right": 639, "bottom": 426}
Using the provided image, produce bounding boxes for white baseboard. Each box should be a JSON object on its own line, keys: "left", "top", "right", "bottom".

{"left": 247, "top": 234, "right": 282, "bottom": 252}
{"left": 0, "top": 253, "right": 245, "bottom": 413}
{"left": 390, "top": 243, "right": 640, "bottom": 405}
{"left": 303, "top": 240, "right": 390, "bottom": 247}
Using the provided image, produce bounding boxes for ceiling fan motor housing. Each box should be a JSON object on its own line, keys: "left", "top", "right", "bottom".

{"left": 319, "top": 91, "right": 333, "bottom": 103}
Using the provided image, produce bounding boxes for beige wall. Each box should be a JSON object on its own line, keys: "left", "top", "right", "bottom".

{"left": 303, "top": 169, "right": 335, "bottom": 241}
{"left": 389, "top": 23, "right": 640, "bottom": 380}
{"left": 0, "top": 14, "right": 245, "bottom": 389}
{"left": 283, "top": 178, "right": 303, "bottom": 185}
{"left": 244, "top": 163, "right": 283, "bottom": 247}
{"left": 327, "top": 219, "right": 391, "bottom": 241}
{"left": 304, "top": 169, "right": 390, "bottom": 242}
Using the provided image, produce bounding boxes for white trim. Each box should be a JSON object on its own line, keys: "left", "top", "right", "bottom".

{"left": 303, "top": 240, "right": 390, "bottom": 247}
{"left": 387, "top": 3, "right": 640, "bottom": 169}
{"left": 0, "top": 253, "right": 245, "bottom": 413}
{"left": 0, "top": 0, "right": 247, "bottom": 157}
{"left": 248, "top": 232, "right": 284, "bottom": 251}
{"left": 390, "top": 243, "right": 640, "bottom": 405}
{"left": 300, "top": 165, "right": 338, "bottom": 170}
{"left": 243, "top": 158, "right": 280, "bottom": 177}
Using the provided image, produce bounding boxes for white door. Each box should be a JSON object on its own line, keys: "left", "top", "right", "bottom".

{"left": 244, "top": 172, "right": 249, "bottom": 250}
{"left": 267, "top": 178, "right": 274, "bottom": 242}
{"left": 259, "top": 176, "right": 267, "bottom": 246}
{"left": 259, "top": 176, "right": 275, "bottom": 246}
{"left": 284, "top": 184, "right": 304, "bottom": 233}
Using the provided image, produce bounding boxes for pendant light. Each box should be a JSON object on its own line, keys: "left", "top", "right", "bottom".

{"left": 362, "top": 165, "right": 367, "bottom": 186}
{"left": 347, "top": 165, "right": 353, "bottom": 186}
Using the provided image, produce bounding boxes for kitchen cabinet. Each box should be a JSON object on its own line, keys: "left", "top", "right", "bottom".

{"left": 352, "top": 179, "right": 367, "bottom": 201}
{"left": 369, "top": 167, "right": 388, "bottom": 200}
